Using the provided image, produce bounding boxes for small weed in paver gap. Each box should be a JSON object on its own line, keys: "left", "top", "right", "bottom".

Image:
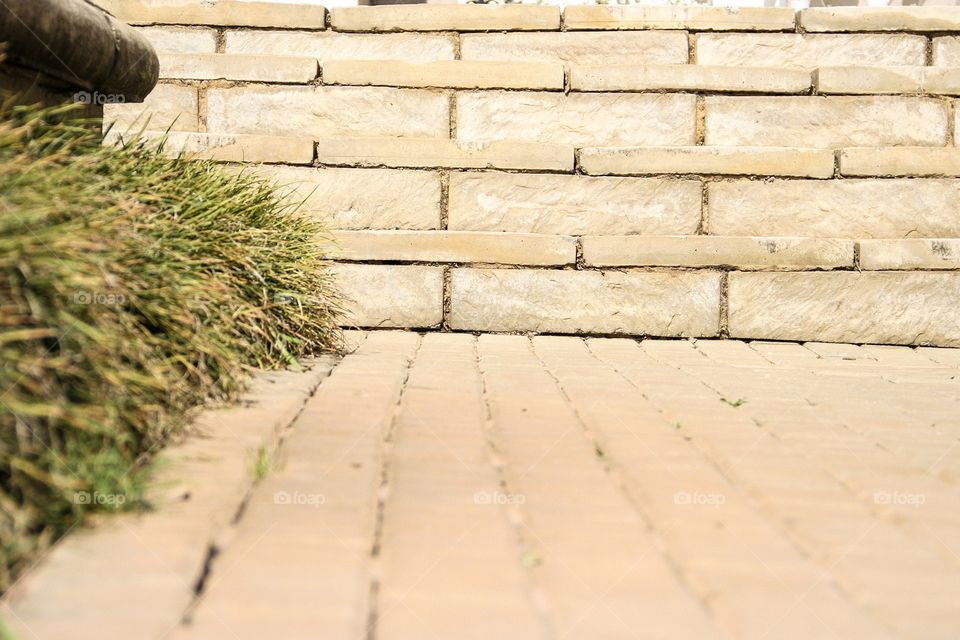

{"left": 594, "top": 444, "right": 607, "bottom": 460}
{"left": 253, "top": 447, "right": 273, "bottom": 481}
{"left": 672, "top": 421, "right": 683, "bottom": 430}
{"left": 721, "top": 398, "right": 748, "bottom": 408}
{"left": 521, "top": 551, "right": 543, "bottom": 568}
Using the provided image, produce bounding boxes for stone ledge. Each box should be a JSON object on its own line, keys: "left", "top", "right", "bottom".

{"left": 333, "top": 231, "right": 576, "bottom": 267}
{"left": 695, "top": 33, "right": 927, "bottom": 69}
{"left": 817, "top": 65, "right": 960, "bottom": 95}
{"left": 800, "top": 7, "right": 960, "bottom": 33}
{"left": 332, "top": 263, "right": 443, "bottom": 329}
{"left": 330, "top": 5, "right": 560, "bottom": 32}
{"left": 570, "top": 64, "right": 811, "bottom": 93}
{"left": 839, "top": 147, "right": 960, "bottom": 177}
{"left": 582, "top": 236, "right": 854, "bottom": 270}
{"left": 859, "top": 239, "right": 960, "bottom": 271}
{"left": 580, "top": 146, "right": 833, "bottom": 178}
{"left": 159, "top": 53, "right": 319, "bottom": 83}
{"left": 563, "top": 6, "right": 795, "bottom": 32}
{"left": 106, "top": 131, "right": 314, "bottom": 165}
{"left": 317, "top": 138, "right": 574, "bottom": 172}
{"left": 95, "top": 0, "right": 326, "bottom": 29}
{"left": 322, "top": 60, "right": 564, "bottom": 90}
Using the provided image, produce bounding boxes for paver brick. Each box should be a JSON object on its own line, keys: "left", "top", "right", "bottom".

{"left": 323, "top": 59, "right": 563, "bottom": 90}
{"left": 580, "top": 145, "right": 833, "bottom": 178}
{"left": 460, "top": 31, "right": 688, "bottom": 65}
{"left": 840, "top": 147, "right": 960, "bottom": 177}
{"left": 570, "top": 63, "right": 811, "bottom": 93}
{"left": 801, "top": 7, "right": 960, "bottom": 32}
{"left": 159, "top": 53, "right": 319, "bottom": 83}
{"left": 225, "top": 29, "right": 456, "bottom": 62}
{"left": 859, "top": 239, "right": 960, "bottom": 270}
{"left": 332, "top": 264, "right": 444, "bottom": 328}
{"left": 97, "top": 0, "right": 327, "bottom": 28}
{"left": 564, "top": 5, "right": 795, "bottom": 31}
{"left": 696, "top": 33, "right": 927, "bottom": 68}
{"left": 331, "top": 4, "right": 560, "bottom": 32}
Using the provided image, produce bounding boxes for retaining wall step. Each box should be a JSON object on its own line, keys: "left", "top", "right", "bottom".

{"left": 579, "top": 146, "right": 834, "bottom": 178}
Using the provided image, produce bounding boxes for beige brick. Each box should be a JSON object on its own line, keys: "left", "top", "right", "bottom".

{"left": 160, "top": 53, "right": 318, "bottom": 83}
{"left": 816, "top": 66, "right": 923, "bottom": 94}
{"left": 448, "top": 172, "right": 701, "bottom": 235}
{"left": 709, "top": 179, "right": 960, "bottom": 238}
{"left": 801, "top": 7, "right": 960, "bottom": 33}
{"left": 860, "top": 239, "right": 960, "bottom": 271}
{"left": 457, "top": 92, "right": 696, "bottom": 147}
{"left": 332, "top": 264, "right": 443, "bottom": 328}
{"left": 109, "top": 131, "right": 314, "bottom": 164}
{"left": 317, "top": 138, "right": 572, "bottom": 172}
{"left": 135, "top": 26, "right": 216, "bottom": 53}
{"left": 254, "top": 165, "right": 441, "bottom": 229}
{"left": 728, "top": 272, "right": 960, "bottom": 347}
{"left": 333, "top": 231, "right": 575, "bottom": 266}
{"left": 580, "top": 146, "right": 833, "bottom": 178}
{"left": 570, "top": 64, "right": 810, "bottom": 93}
{"left": 449, "top": 268, "right": 721, "bottom": 336}
{"left": 98, "top": 0, "right": 326, "bottom": 29}
{"left": 933, "top": 36, "right": 960, "bottom": 66}
{"left": 331, "top": 5, "right": 559, "bottom": 32}
{"left": 460, "top": 31, "right": 687, "bottom": 65}
{"left": 705, "top": 96, "right": 948, "bottom": 148}
{"left": 582, "top": 236, "right": 853, "bottom": 270}
{"left": 104, "top": 83, "right": 197, "bottom": 132}
{"left": 696, "top": 33, "right": 926, "bottom": 68}
{"left": 323, "top": 60, "right": 563, "bottom": 90}
{"left": 206, "top": 86, "right": 448, "bottom": 139}
{"left": 839, "top": 147, "right": 960, "bottom": 177}
{"left": 922, "top": 68, "right": 960, "bottom": 96}
{"left": 225, "top": 30, "right": 455, "bottom": 62}
{"left": 564, "top": 5, "right": 795, "bottom": 31}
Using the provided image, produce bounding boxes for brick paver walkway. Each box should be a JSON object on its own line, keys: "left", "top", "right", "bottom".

{"left": 178, "top": 331, "right": 960, "bottom": 640}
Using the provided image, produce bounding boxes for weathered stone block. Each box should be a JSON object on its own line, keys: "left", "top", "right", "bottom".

{"left": 114, "top": 132, "right": 314, "bottom": 164}
{"left": 104, "top": 83, "right": 197, "bottom": 132}
{"left": 332, "top": 264, "right": 443, "bottom": 329}
{"left": 705, "top": 96, "right": 948, "bottom": 148}
{"left": 160, "top": 53, "right": 318, "bottom": 83}
{"left": 801, "top": 7, "right": 960, "bottom": 33}
{"left": 933, "top": 37, "right": 960, "bottom": 66}
{"left": 135, "top": 26, "right": 216, "bottom": 53}
{"left": 206, "top": 86, "right": 449, "bottom": 139}
{"left": 839, "top": 147, "right": 960, "bottom": 177}
{"left": 580, "top": 146, "right": 833, "bottom": 178}
{"left": 225, "top": 30, "right": 456, "bottom": 62}
{"left": 448, "top": 172, "right": 701, "bottom": 235}
{"left": 460, "top": 32, "right": 688, "bottom": 65}
{"left": 564, "top": 5, "right": 795, "bottom": 31}
{"left": 98, "top": 0, "right": 327, "bottom": 29}
{"left": 696, "top": 33, "right": 926, "bottom": 68}
{"left": 457, "top": 92, "right": 696, "bottom": 147}
{"left": 331, "top": 5, "right": 559, "bottom": 32}
{"left": 816, "top": 66, "right": 922, "bottom": 94}
{"left": 728, "top": 272, "right": 960, "bottom": 347}
{"left": 570, "top": 64, "right": 811, "bottom": 93}
{"left": 859, "top": 239, "right": 960, "bottom": 270}
{"left": 708, "top": 179, "right": 960, "bottom": 238}
{"left": 323, "top": 60, "right": 563, "bottom": 90}
{"left": 449, "top": 268, "right": 721, "bottom": 336}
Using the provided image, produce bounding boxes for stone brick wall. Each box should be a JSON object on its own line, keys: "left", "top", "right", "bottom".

{"left": 99, "top": 1, "right": 960, "bottom": 346}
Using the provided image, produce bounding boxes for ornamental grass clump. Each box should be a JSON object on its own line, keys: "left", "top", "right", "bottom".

{"left": 0, "top": 104, "right": 341, "bottom": 591}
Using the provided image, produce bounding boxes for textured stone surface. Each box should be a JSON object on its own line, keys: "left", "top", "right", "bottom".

{"left": 564, "top": 5, "right": 795, "bottom": 31}
{"left": 333, "top": 231, "right": 576, "bottom": 266}
{"left": 580, "top": 146, "right": 833, "bottom": 178}
{"left": 859, "top": 239, "right": 960, "bottom": 270}
{"left": 460, "top": 31, "right": 688, "bottom": 65}
{"left": 934, "top": 36, "right": 960, "bottom": 66}
{"left": 448, "top": 172, "right": 701, "bottom": 235}
{"left": 206, "top": 86, "right": 449, "bottom": 139}
{"left": 160, "top": 53, "right": 318, "bottom": 83}
{"left": 98, "top": 0, "right": 327, "bottom": 28}
{"left": 332, "top": 264, "right": 443, "bottom": 328}
{"left": 317, "top": 138, "right": 573, "bottom": 172}
{"left": 135, "top": 26, "right": 216, "bottom": 53}
{"left": 696, "top": 33, "right": 926, "bottom": 68}
{"left": 450, "top": 268, "right": 721, "bottom": 336}
{"left": 331, "top": 4, "right": 559, "bottom": 31}
{"left": 148, "top": 132, "right": 314, "bottom": 164}
{"left": 571, "top": 64, "right": 811, "bottom": 93}
{"left": 709, "top": 179, "right": 960, "bottom": 238}
{"left": 255, "top": 165, "right": 441, "bottom": 229}
{"left": 323, "top": 60, "right": 564, "bottom": 90}
{"left": 104, "top": 83, "right": 197, "bottom": 132}
{"left": 582, "top": 236, "right": 854, "bottom": 269}
{"left": 840, "top": 147, "right": 960, "bottom": 177}
{"left": 728, "top": 272, "right": 960, "bottom": 346}
{"left": 816, "top": 65, "right": 923, "bottom": 94}
{"left": 705, "top": 96, "right": 948, "bottom": 148}
{"left": 225, "top": 30, "right": 455, "bottom": 62}
{"left": 457, "top": 92, "right": 696, "bottom": 147}
{"left": 801, "top": 7, "right": 960, "bottom": 32}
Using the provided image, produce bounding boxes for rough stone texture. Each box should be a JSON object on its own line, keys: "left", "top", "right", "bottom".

{"left": 254, "top": 165, "right": 441, "bottom": 229}
{"left": 333, "top": 231, "right": 576, "bottom": 266}
{"left": 332, "top": 264, "right": 443, "bottom": 328}
{"left": 933, "top": 36, "right": 960, "bottom": 66}
{"left": 448, "top": 172, "right": 701, "bottom": 235}
{"left": 801, "top": 7, "right": 960, "bottom": 32}
{"left": 696, "top": 33, "right": 927, "bottom": 68}
{"left": 103, "top": 83, "right": 197, "bottom": 132}
{"left": 564, "top": 5, "right": 796, "bottom": 31}
{"left": 460, "top": 31, "right": 688, "bottom": 65}
{"left": 457, "top": 92, "right": 696, "bottom": 147}
{"left": 135, "top": 26, "right": 216, "bottom": 53}
{"left": 580, "top": 146, "right": 834, "bottom": 178}
{"left": 709, "top": 179, "right": 960, "bottom": 238}
{"left": 816, "top": 65, "right": 923, "bottom": 94}
{"left": 924, "top": 68, "right": 960, "bottom": 95}
{"left": 150, "top": 132, "right": 314, "bottom": 164}
{"left": 206, "top": 86, "right": 449, "bottom": 139}
{"left": 322, "top": 60, "right": 564, "bottom": 90}
{"left": 859, "top": 239, "right": 960, "bottom": 270}
{"left": 582, "top": 236, "right": 854, "bottom": 269}
{"left": 704, "top": 96, "right": 948, "bottom": 148}
{"left": 449, "top": 268, "right": 721, "bottom": 336}
{"left": 96, "top": 0, "right": 327, "bottom": 28}
{"left": 224, "top": 30, "right": 455, "bottom": 62}
{"left": 839, "top": 147, "right": 960, "bottom": 177}
{"left": 728, "top": 272, "right": 960, "bottom": 347}
{"left": 317, "top": 138, "right": 573, "bottom": 172}
{"left": 160, "top": 53, "right": 318, "bottom": 83}
{"left": 331, "top": 5, "right": 559, "bottom": 32}
{"left": 570, "top": 64, "right": 811, "bottom": 93}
